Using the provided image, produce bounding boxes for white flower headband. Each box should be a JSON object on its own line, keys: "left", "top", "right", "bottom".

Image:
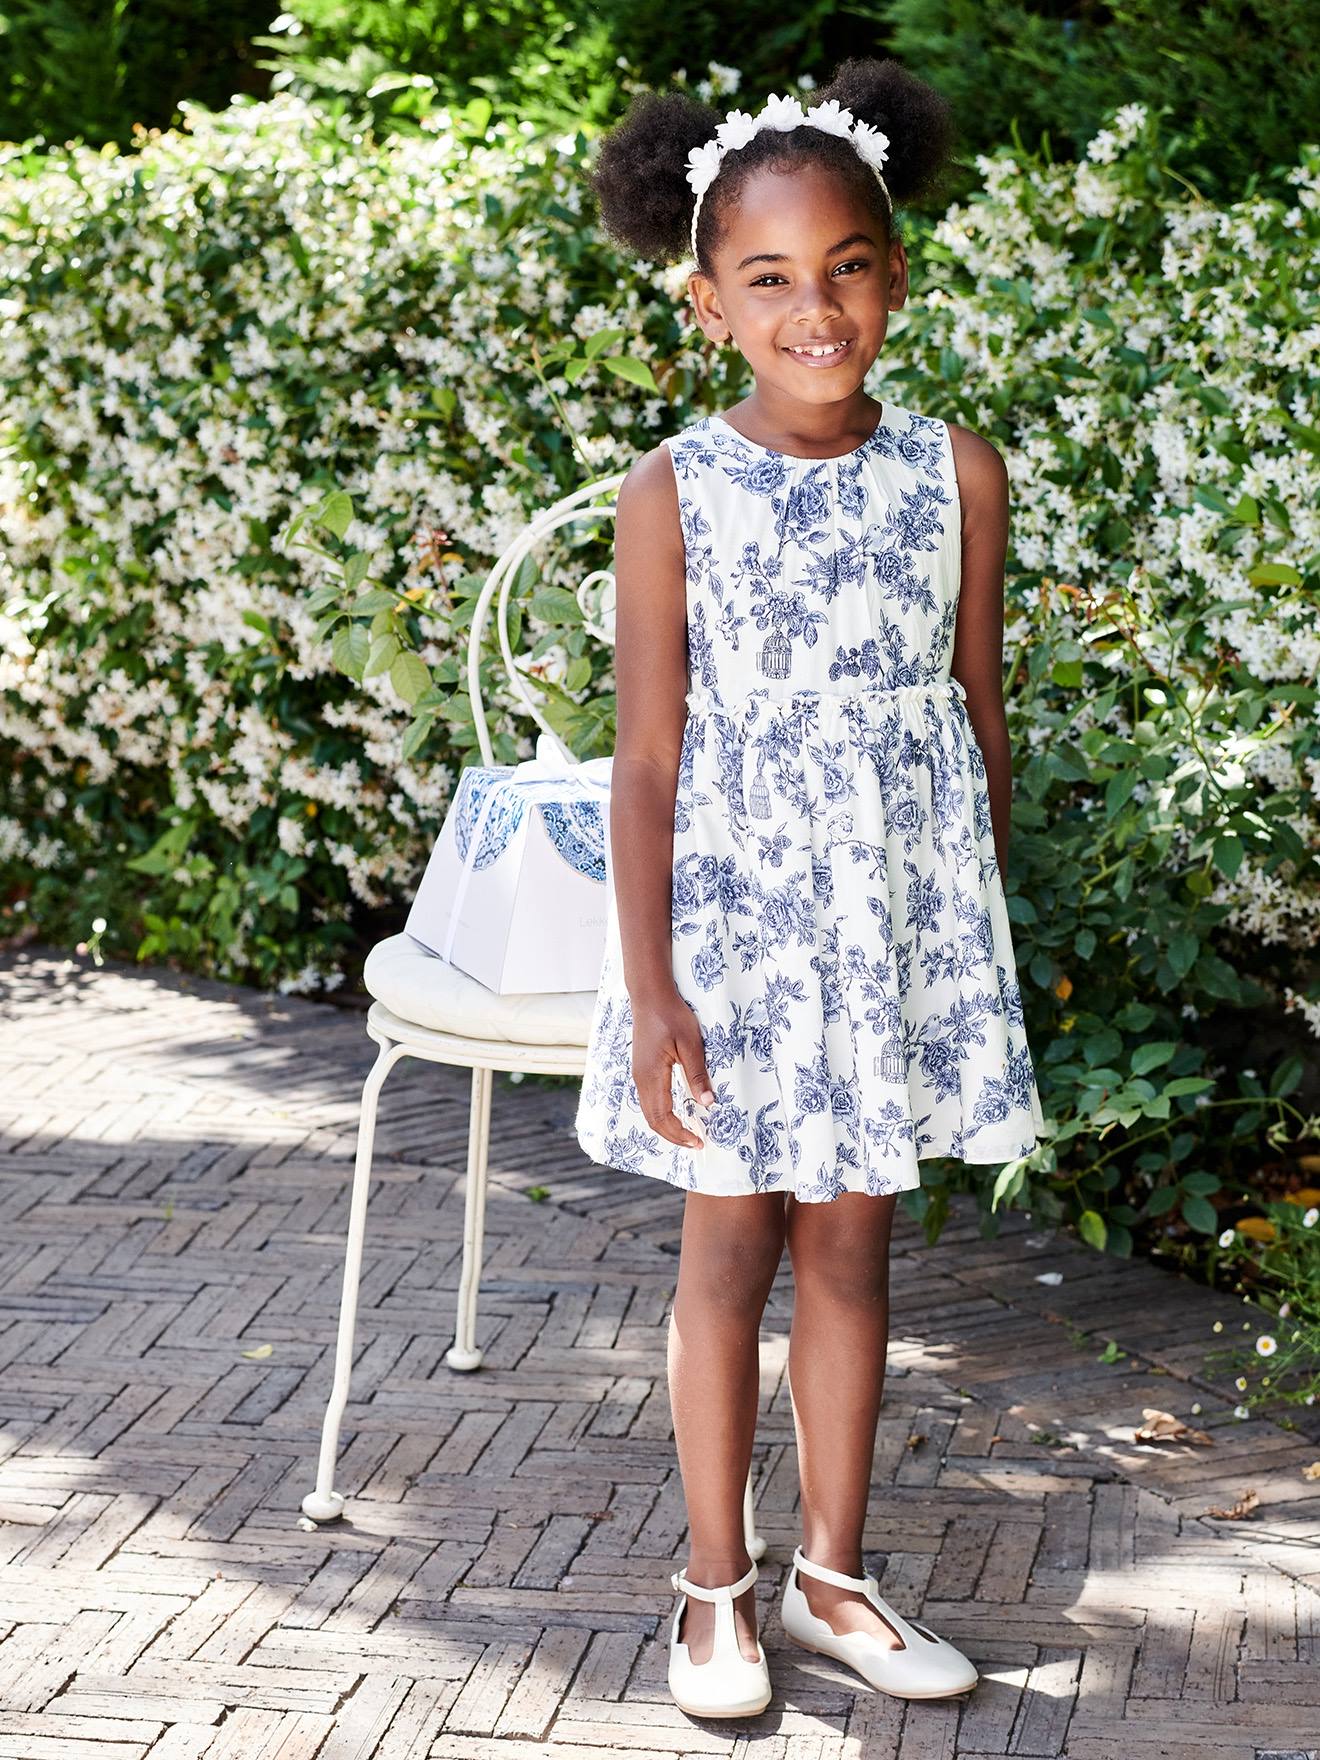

{"left": 686, "top": 92, "right": 892, "bottom": 261}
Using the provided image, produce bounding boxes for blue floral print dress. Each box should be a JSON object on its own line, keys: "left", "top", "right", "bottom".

{"left": 574, "top": 402, "right": 1047, "bottom": 1202}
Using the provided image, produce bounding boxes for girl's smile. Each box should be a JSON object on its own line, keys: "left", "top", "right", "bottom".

{"left": 782, "top": 336, "right": 856, "bottom": 366}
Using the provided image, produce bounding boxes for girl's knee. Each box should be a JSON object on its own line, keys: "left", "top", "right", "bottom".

{"left": 677, "top": 1194, "right": 786, "bottom": 1307}
{"left": 788, "top": 1193, "right": 895, "bottom": 1304}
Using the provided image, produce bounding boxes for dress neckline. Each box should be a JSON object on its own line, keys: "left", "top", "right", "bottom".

{"left": 709, "top": 404, "right": 893, "bottom": 463}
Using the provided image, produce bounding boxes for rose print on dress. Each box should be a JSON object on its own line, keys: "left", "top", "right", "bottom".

{"left": 576, "top": 403, "right": 1047, "bottom": 1200}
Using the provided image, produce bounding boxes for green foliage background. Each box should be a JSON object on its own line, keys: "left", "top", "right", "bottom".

{"left": 2, "top": 0, "right": 1318, "bottom": 209}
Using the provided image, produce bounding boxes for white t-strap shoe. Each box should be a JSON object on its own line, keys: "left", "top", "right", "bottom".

{"left": 668, "top": 1559, "right": 773, "bottom": 1718}
{"left": 782, "top": 1547, "right": 978, "bottom": 1699}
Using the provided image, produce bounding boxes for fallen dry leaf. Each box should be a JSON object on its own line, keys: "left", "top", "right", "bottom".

{"left": 906, "top": 1433, "right": 927, "bottom": 1451}
{"left": 1204, "top": 1488, "right": 1260, "bottom": 1520}
{"left": 1302, "top": 1461, "right": 1320, "bottom": 1482}
{"left": 1134, "top": 1407, "right": 1213, "bottom": 1447}
{"left": 241, "top": 1343, "right": 274, "bottom": 1360}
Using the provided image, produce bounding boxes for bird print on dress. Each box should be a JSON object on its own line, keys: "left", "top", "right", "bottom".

{"left": 575, "top": 403, "right": 1047, "bottom": 1202}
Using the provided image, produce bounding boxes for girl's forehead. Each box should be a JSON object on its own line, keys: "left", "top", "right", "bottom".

{"left": 720, "top": 164, "right": 879, "bottom": 248}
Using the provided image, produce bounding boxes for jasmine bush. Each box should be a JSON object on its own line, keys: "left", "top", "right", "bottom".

{"left": 1, "top": 92, "right": 1317, "bottom": 1249}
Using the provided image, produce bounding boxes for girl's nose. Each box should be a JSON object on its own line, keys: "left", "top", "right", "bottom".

{"left": 791, "top": 283, "right": 845, "bottom": 324}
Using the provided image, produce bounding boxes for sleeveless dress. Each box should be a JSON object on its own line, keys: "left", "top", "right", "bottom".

{"left": 573, "top": 401, "right": 1047, "bottom": 1202}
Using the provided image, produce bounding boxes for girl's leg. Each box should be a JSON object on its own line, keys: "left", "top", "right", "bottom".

{"left": 784, "top": 1189, "right": 906, "bottom": 1644}
{"left": 669, "top": 1189, "right": 788, "bottom": 1664}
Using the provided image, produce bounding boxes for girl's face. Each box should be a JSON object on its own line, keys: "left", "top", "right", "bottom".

{"left": 688, "top": 160, "right": 907, "bottom": 415}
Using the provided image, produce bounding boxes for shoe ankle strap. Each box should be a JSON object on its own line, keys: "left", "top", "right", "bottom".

{"left": 671, "top": 1560, "right": 759, "bottom": 1602}
{"left": 792, "top": 1546, "right": 875, "bottom": 1594}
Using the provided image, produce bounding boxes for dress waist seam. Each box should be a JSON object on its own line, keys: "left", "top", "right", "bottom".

{"left": 685, "top": 679, "right": 966, "bottom": 717}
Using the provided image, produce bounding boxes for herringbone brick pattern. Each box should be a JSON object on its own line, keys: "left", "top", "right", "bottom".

{"left": 0, "top": 947, "right": 1317, "bottom": 1759}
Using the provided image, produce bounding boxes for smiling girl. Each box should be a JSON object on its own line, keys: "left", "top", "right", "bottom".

{"left": 574, "top": 56, "right": 1046, "bottom": 1719}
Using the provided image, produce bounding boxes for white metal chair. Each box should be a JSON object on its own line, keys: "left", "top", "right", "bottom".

{"left": 301, "top": 470, "right": 765, "bottom": 1559}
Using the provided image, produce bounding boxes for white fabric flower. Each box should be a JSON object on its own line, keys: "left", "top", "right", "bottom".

{"left": 759, "top": 92, "right": 807, "bottom": 133}
{"left": 715, "top": 109, "right": 759, "bottom": 152}
{"left": 805, "top": 99, "right": 855, "bottom": 140}
{"left": 685, "top": 138, "right": 725, "bottom": 197}
{"left": 850, "top": 120, "right": 891, "bottom": 171}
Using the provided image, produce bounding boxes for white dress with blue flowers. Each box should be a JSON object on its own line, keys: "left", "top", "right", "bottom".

{"left": 573, "top": 402, "right": 1047, "bottom": 1202}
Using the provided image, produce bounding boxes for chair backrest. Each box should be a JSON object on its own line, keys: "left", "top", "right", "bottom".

{"left": 467, "top": 471, "right": 626, "bottom": 768}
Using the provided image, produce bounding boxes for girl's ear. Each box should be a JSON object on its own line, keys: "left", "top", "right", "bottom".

{"left": 888, "top": 239, "right": 910, "bottom": 313}
{"left": 687, "top": 270, "right": 731, "bottom": 345}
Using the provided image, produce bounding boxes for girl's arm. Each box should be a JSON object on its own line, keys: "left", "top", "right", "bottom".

{"left": 948, "top": 425, "right": 1014, "bottom": 886}
{"left": 609, "top": 446, "right": 714, "bottom": 1149}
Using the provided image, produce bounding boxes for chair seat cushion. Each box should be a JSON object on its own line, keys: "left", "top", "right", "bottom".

{"left": 363, "top": 933, "right": 598, "bottom": 1047}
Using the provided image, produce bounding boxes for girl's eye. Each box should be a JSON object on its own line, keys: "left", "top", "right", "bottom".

{"left": 749, "top": 259, "right": 870, "bottom": 287}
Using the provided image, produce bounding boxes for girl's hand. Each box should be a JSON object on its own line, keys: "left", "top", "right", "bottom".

{"left": 630, "top": 986, "right": 716, "bottom": 1149}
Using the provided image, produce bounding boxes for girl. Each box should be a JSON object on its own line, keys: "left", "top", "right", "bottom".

{"left": 574, "top": 56, "right": 1046, "bottom": 1719}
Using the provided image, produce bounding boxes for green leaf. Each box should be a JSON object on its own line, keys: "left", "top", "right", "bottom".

{"left": 313, "top": 609, "right": 345, "bottom": 642}
{"left": 1146, "top": 1184, "right": 1180, "bottom": 1217}
{"left": 1167, "top": 929, "right": 1199, "bottom": 979}
{"left": 1180, "top": 1171, "right": 1221, "bottom": 1197}
{"left": 563, "top": 356, "right": 593, "bottom": 384}
{"left": 1163, "top": 1076, "right": 1214, "bottom": 1097}
{"left": 343, "top": 552, "right": 370, "bottom": 593}
{"left": 1077, "top": 1210, "right": 1107, "bottom": 1250}
{"left": 352, "top": 589, "right": 398, "bottom": 614}
{"left": 564, "top": 655, "right": 593, "bottom": 692}
{"left": 1270, "top": 1054, "right": 1303, "bottom": 1098}
{"left": 1246, "top": 561, "right": 1302, "bottom": 586}
{"left": 921, "top": 1184, "right": 950, "bottom": 1247}
{"left": 306, "top": 583, "right": 341, "bottom": 614}
{"left": 1181, "top": 1194, "right": 1219, "bottom": 1235}
{"left": 390, "top": 650, "right": 430, "bottom": 706}
{"left": 1131, "top": 1040, "right": 1177, "bottom": 1075}
{"left": 990, "top": 1158, "right": 1028, "bottom": 1212}
{"left": 530, "top": 586, "right": 584, "bottom": 623}
{"left": 241, "top": 611, "right": 273, "bottom": 638}
{"left": 332, "top": 622, "right": 369, "bottom": 682}
{"left": 1212, "top": 835, "right": 1243, "bottom": 879}
{"left": 125, "top": 819, "right": 194, "bottom": 876}
{"left": 584, "top": 326, "right": 628, "bottom": 359}
{"left": 317, "top": 491, "right": 353, "bottom": 540}
{"left": 364, "top": 633, "right": 401, "bottom": 679}
{"left": 602, "top": 356, "right": 660, "bottom": 393}
{"left": 401, "top": 713, "right": 434, "bottom": 762}
{"left": 1193, "top": 486, "right": 1232, "bottom": 515}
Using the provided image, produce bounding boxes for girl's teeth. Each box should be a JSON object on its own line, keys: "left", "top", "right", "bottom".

{"left": 790, "top": 343, "right": 846, "bottom": 356}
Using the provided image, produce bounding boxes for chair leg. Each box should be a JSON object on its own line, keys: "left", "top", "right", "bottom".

{"left": 743, "top": 1467, "right": 766, "bottom": 1562}
{"left": 302, "top": 1034, "right": 408, "bottom": 1522}
{"left": 446, "top": 1063, "right": 493, "bottom": 1371}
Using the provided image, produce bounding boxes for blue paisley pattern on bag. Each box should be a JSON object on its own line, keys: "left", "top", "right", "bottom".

{"left": 574, "top": 402, "right": 1046, "bottom": 1201}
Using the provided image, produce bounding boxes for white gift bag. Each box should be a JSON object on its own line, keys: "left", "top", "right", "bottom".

{"left": 405, "top": 734, "right": 613, "bottom": 995}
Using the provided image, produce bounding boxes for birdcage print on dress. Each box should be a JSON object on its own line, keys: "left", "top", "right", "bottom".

{"left": 575, "top": 402, "right": 1047, "bottom": 1202}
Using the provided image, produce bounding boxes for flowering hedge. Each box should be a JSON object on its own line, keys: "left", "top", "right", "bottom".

{"left": 2, "top": 93, "right": 1318, "bottom": 1263}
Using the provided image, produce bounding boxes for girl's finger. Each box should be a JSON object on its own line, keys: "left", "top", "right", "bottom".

{"left": 635, "top": 1062, "right": 706, "bottom": 1149}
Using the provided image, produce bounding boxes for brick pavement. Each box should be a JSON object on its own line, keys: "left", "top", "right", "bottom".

{"left": 0, "top": 946, "right": 1317, "bottom": 1759}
